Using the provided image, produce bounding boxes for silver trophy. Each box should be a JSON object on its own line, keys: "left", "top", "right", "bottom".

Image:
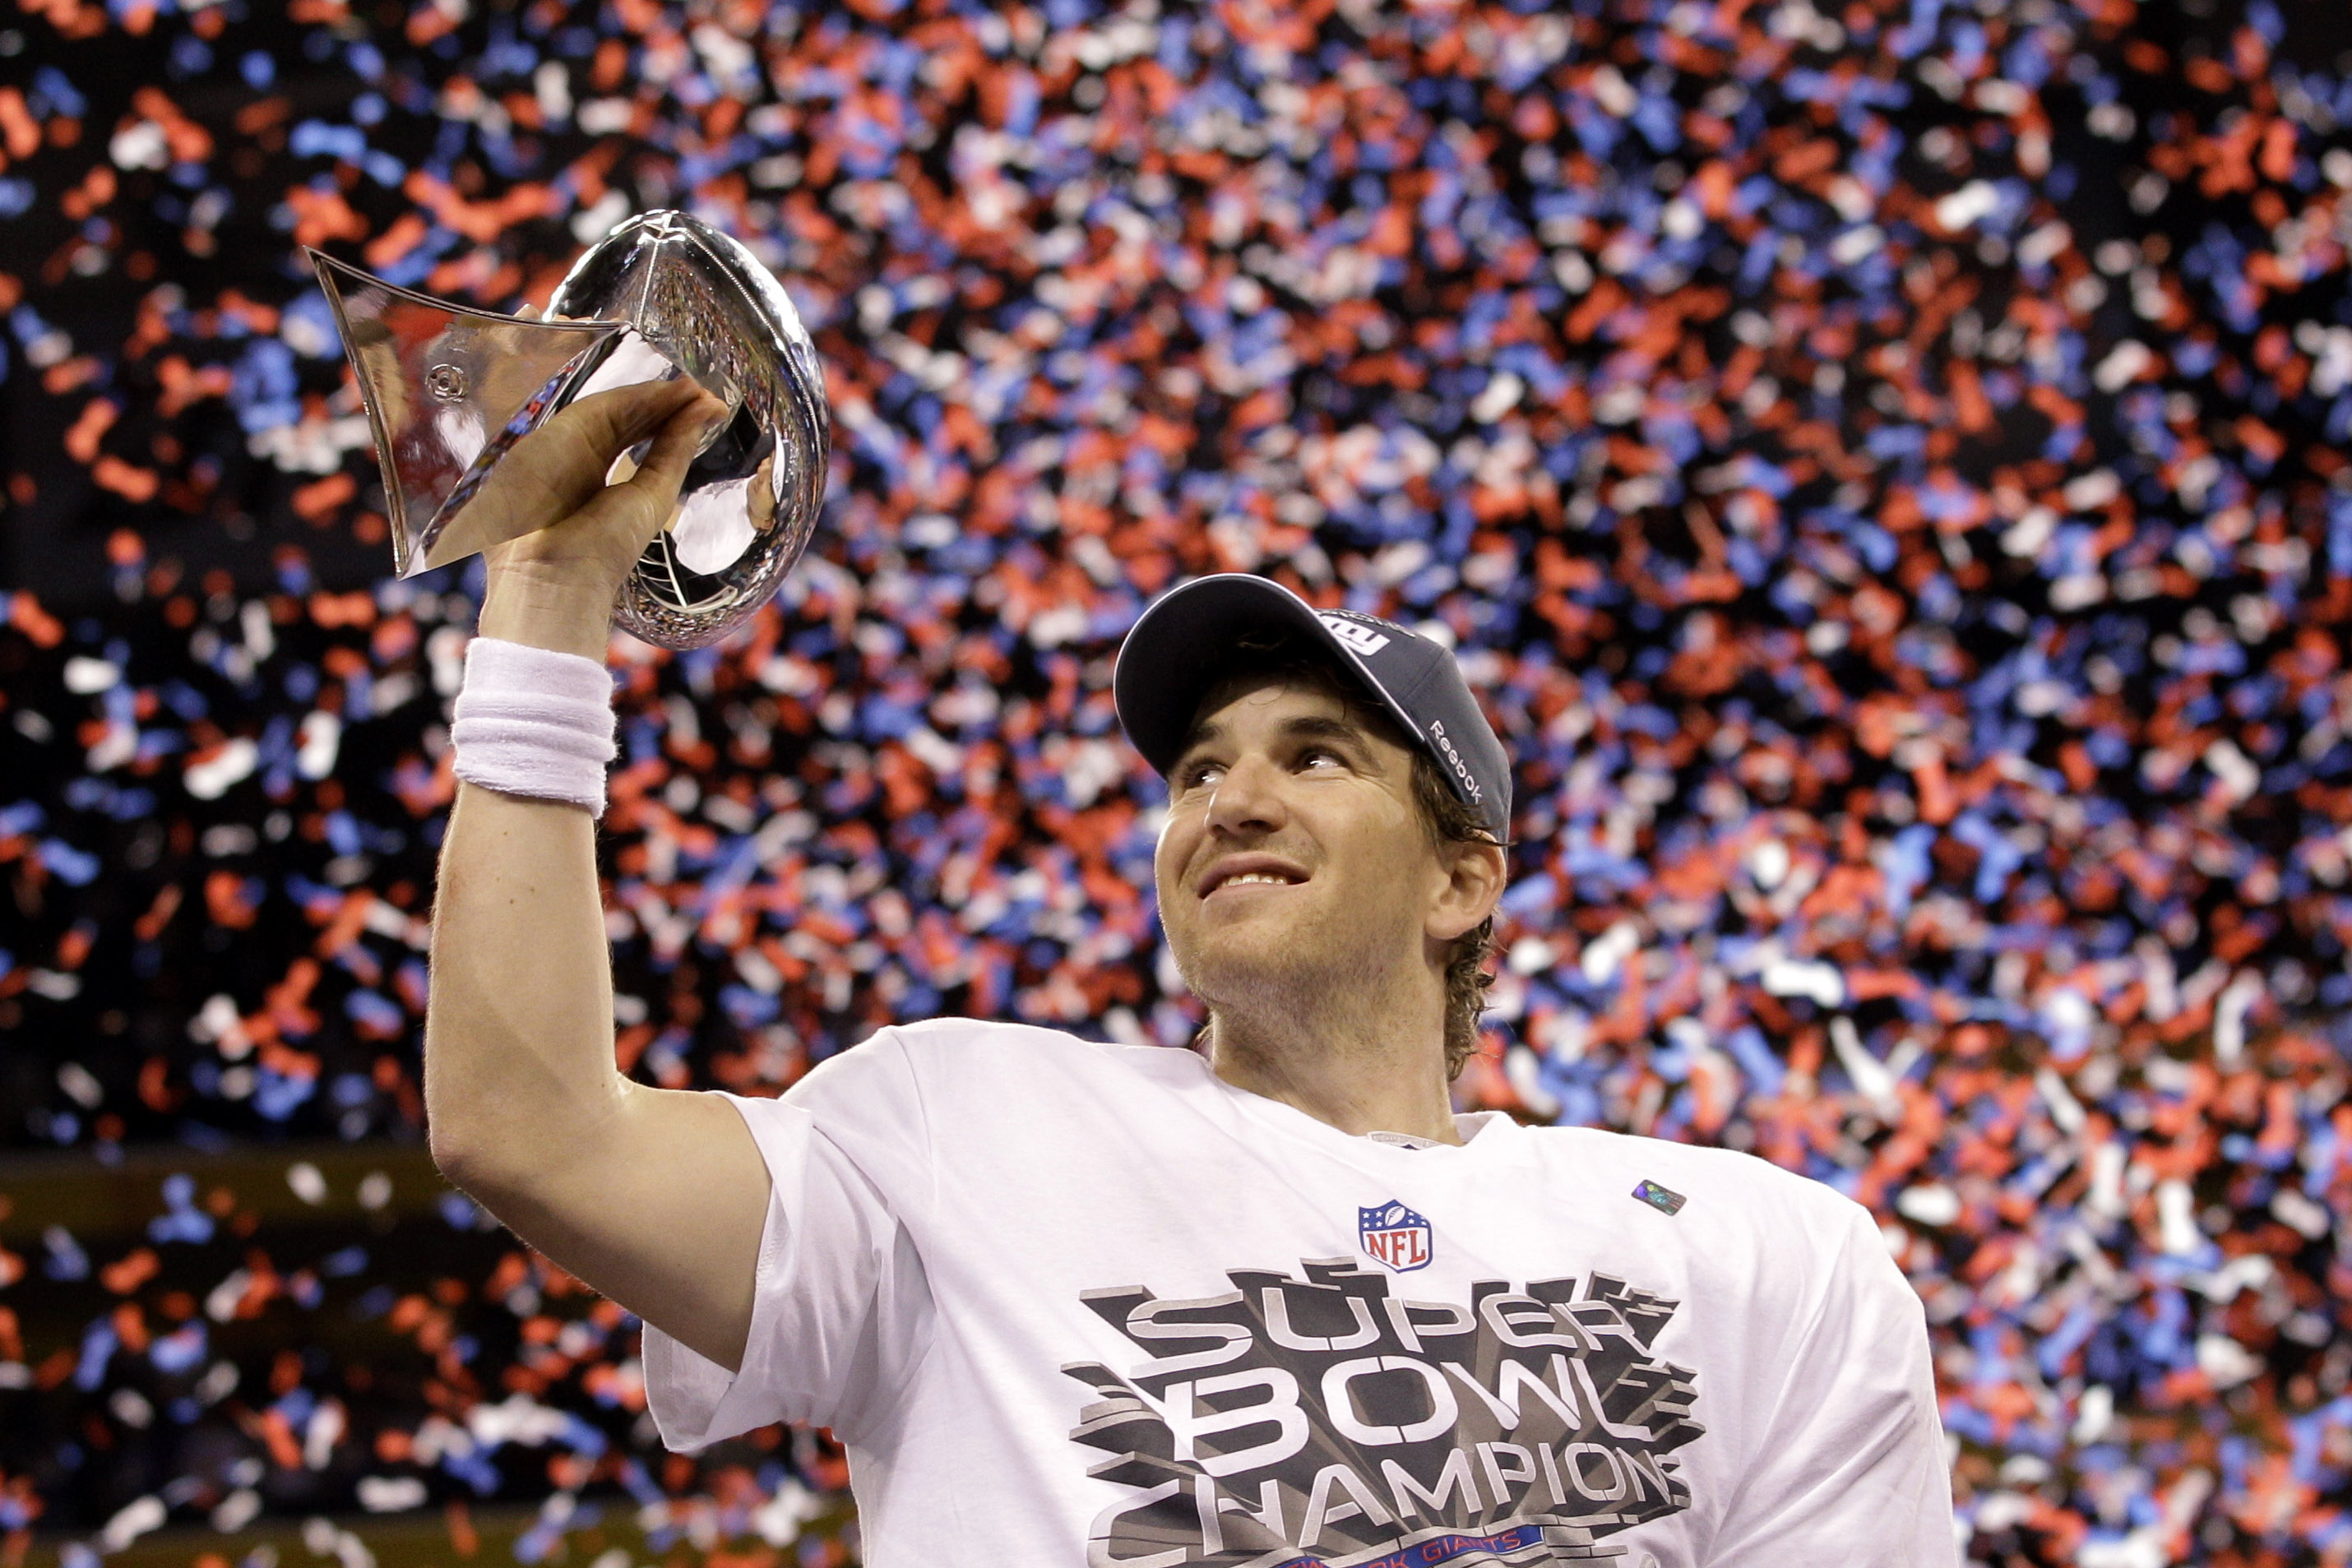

{"left": 309, "top": 210, "right": 830, "bottom": 649}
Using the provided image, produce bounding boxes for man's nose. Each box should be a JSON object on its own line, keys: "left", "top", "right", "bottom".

{"left": 1205, "top": 754, "right": 1288, "bottom": 837}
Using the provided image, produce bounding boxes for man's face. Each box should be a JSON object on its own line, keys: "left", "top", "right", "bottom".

{"left": 1153, "top": 674, "right": 1453, "bottom": 1017}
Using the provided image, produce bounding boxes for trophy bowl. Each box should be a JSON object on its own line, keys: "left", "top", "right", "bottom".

{"left": 310, "top": 210, "right": 831, "bottom": 650}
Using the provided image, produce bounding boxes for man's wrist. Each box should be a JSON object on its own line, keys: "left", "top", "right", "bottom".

{"left": 478, "top": 582, "right": 616, "bottom": 662}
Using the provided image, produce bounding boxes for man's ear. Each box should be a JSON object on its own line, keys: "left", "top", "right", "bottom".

{"left": 1428, "top": 835, "right": 1507, "bottom": 942}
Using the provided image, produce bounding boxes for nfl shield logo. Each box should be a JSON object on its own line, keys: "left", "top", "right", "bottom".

{"left": 1359, "top": 1200, "right": 1433, "bottom": 1273}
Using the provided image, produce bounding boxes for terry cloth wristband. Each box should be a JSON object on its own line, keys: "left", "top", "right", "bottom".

{"left": 451, "top": 637, "right": 618, "bottom": 816}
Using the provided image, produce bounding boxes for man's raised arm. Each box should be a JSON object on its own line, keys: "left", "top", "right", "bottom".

{"left": 422, "top": 377, "right": 773, "bottom": 1371}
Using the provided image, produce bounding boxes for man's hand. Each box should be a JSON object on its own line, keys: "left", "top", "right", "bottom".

{"left": 475, "top": 377, "right": 729, "bottom": 660}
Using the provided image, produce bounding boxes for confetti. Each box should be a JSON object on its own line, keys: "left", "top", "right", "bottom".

{"left": 1, "top": 0, "right": 2350, "bottom": 1562}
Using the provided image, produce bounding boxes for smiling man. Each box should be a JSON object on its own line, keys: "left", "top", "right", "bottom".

{"left": 1121, "top": 579, "right": 1517, "bottom": 1152}
{"left": 423, "top": 384, "right": 1957, "bottom": 1566}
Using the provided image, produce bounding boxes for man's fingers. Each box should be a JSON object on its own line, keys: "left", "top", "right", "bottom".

{"left": 549, "top": 377, "right": 708, "bottom": 468}
{"left": 629, "top": 394, "right": 729, "bottom": 497}
{"left": 479, "top": 378, "right": 712, "bottom": 534}
{"left": 572, "top": 394, "right": 729, "bottom": 553}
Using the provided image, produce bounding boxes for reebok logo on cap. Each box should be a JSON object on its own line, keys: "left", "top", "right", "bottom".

{"left": 1428, "top": 719, "right": 1482, "bottom": 803}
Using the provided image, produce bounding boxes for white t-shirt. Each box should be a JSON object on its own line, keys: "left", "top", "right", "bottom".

{"left": 645, "top": 1019, "right": 1956, "bottom": 1567}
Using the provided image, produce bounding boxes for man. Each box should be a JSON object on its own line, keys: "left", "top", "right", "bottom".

{"left": 424, "top": 379, "right": 1957, "bottom": 1565}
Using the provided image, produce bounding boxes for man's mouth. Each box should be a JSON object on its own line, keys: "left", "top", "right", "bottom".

{"left": 1200, "top": 860, "right": 1308, "bottom": 896}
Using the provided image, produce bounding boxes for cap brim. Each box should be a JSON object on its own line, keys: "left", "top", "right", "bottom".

{"left": 1113, "top": 574, "right": 1427, "bottom": 778}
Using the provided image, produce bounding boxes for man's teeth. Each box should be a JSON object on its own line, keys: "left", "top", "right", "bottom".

{"left": 1222, "top": 872, "right": 1292, "bottom": 887}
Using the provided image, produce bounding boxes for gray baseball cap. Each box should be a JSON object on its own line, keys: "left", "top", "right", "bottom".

{"left": 1113, "top": 574, "right": 1512, "bottom": 840}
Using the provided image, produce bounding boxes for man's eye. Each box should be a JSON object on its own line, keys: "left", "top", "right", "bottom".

{"left": 1298, "top": 747, "right": 1345, "bottom": 770}
{"left": 1178, "top": 761, "right": 1224, "bottom": 789}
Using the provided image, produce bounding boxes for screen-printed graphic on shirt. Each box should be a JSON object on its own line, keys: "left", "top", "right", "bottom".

{"left": 1064, "top": 1257, "right": 1702, "bottom": 1565}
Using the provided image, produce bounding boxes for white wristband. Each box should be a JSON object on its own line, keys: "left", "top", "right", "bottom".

{"left": 451, "top": 637, "right": 618, "bottom": 816}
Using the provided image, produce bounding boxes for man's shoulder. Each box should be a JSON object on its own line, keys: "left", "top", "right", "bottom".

{"left": 1521, "top": 1122, "right": 1873, "bottom": 1239}
{"left": 799, "top": 1017, "right": 1167, "bottom": 1094}
{"left": 883, "top": 1015, "right": 1147, "bottom": 1066}
{"left": 778, "top": 1020, "right": 1194, "bottom": 1159}
{"left": 885, "top": 1015, "right": 1099, "bottom": 1048}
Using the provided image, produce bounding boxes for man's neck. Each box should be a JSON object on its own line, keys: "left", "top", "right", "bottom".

{"left": 1203, "top": 1003, "right": 1461, "bottom": 1146}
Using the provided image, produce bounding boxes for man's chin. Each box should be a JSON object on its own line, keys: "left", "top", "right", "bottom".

{"left": 1165, "top": 932, "right": 1321, "bottom": 1009}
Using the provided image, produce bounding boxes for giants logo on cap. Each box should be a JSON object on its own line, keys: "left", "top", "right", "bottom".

{"left": 1317, "top": 613, "right": 1391, "bottom": 658}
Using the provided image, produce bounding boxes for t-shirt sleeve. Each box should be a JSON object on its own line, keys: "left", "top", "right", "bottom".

{"left": 1705, "top": 1204, "right": 1958, "bottom": 1568}
{"left": 641, "top": 1085, "right": 933, "bottom": 1453}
